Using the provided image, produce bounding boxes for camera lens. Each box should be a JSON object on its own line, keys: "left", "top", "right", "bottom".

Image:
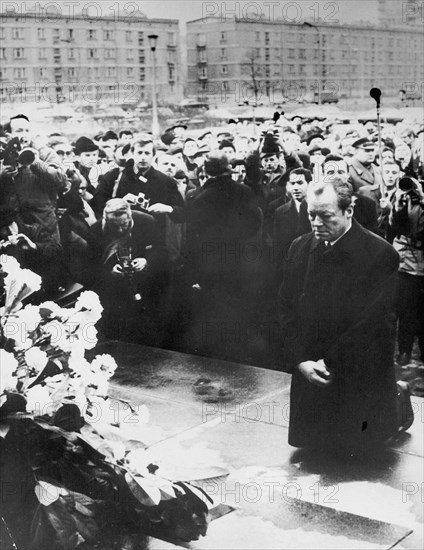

{"left": 18, "top": 150, "right": 35, "bottom": 166}
{"left": 398, "top": 177, "right": 415, "bottom": 193}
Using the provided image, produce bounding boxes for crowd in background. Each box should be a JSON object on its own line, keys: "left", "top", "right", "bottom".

{"left": 1, "top": 111, "right": 423, "bottom": 369}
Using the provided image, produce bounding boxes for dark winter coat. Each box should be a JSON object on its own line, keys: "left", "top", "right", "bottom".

{"left": 278, "top": 220, "right": 400, "bottom": 451}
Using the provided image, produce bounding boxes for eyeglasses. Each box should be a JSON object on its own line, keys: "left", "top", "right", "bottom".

{"left": 57, "top": 150, "right": 73, "bottom": 156}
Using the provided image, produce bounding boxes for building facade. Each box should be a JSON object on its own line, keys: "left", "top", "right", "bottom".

{"left": 378, "top": 0, "right": 423, "bottom": 27}
{"left": 0, "top": 8, "right": 183, "bottom": 105}
{"left": 186, "top": 16, "right": 424, "bottom": 104}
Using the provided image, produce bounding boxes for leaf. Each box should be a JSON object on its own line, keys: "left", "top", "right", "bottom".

{"left": 74, "top": 501, "right": 93, "bottom": 517}
{"left": 34, "top": 481, "right": 67, "bottom": 506}
{"left": 81, "top": 423, "right": 146, "bottom": 459}
{"left": 29, "top": 506, "right": 51, "bottom": 550}
{"left": 175, "top": 482, "right": 213, "bottom": 511}
{"left": 77, "top": 431, "right": 116, "bottom": 461}
{"left": 44, "top": 500, "right": 78, "bottom": 549}
{"left": 63, "top": 492, "right": 99, "bottom": 543}
{"left": 125, "top": 472, "right": 161, "bottom": 506}
{"left": 72, "top": 511, "right": 99, "bottom": 543}
{"left": 144, "top": 474, "right": 176, "bottom": 501}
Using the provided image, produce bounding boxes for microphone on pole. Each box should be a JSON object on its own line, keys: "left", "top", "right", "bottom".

{"left": 370, "top": 87, "right": 382, "bottom": 108}
{"left": 369, "top": 88, "right": 385, "bottom": 196}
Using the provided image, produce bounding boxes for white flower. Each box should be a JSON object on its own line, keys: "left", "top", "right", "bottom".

{"left": 25, "top": 385, "right": 52, "bottom": 414}
{"left": 68, "top": 349, "right": 91, "bottom": 380}
{"left": 75, "top": 291, "right": 103, "bottom": 316}
{"left": 0, "top": 349, "right": 18, "bottom": 394}
{"left": 0, "top": 254, "right": 20, "bottom": 276}
{"left": 90, "top": 354, "right": 117, "bottom": 380}
{"left": 38, "top": 301, "right": 64, "bottom": 319}
{"left": 87, "top": 378, "right": 109, "bottom": 398}
{"left": 43, "top": 320, "right": 69, "bottom": 352}
{"left": 14, "top": 305, "right": 41, "bottom": 334}
{"left": 21, "top": 269, "right": 42, "bottom": 294}
{"left": 25, "top": 348, "right": 48, "bottom": 373}
{"left": 79, "top": 325, "right": 98, "bottom": 350}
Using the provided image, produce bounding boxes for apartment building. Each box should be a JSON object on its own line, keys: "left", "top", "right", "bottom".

{"left": 0, "top": 8, "right": 183, "bottom": 104}
{"left": 186, "top": 16, "right": 423, "bottom": 104}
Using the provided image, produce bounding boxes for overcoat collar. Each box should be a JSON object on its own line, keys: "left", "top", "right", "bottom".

{"left": 309, "top": 219, "right": 363, "bottom": 254}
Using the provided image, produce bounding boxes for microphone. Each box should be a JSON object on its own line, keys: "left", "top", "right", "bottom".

{"left": 369, "top": 88, "right": 382, "bottom": 107}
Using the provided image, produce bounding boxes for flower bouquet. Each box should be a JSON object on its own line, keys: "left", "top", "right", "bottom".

{"left": 0, "top": 256, "right": 212, "bottom": 549}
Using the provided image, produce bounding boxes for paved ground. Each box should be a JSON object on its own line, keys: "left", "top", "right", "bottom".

{"left": 100, "top": 342, "right": 423, "bottom": 550}
{"left": 395, "top": 343, "right": 424, "bottom": 398}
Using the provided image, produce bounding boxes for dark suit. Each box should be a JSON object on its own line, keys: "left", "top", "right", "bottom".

{"left": 184, "top": 173, "right": 261, "bottom": 292}
{"left": 273, "top": 199, "right": 310, "bottom": 269}
{"left": 179, "top": 174, "right": 262, "bottom": 361}
{"left": 274, "top": 196, "right": 379, "bottom": 270}
{"left": 84, "top": 211, "right": 167, "bottom": 344}
{"left": 348, "top": 158, "right": 383, "bottom": 193}
{"left": 353, "top": 193, "right": 379, "bottom": 234}
{"left": 116, "top": 163, "right": 184, "bottom": 221}
{"left": 279, "top": 220, "right": 399, "bottom": 451}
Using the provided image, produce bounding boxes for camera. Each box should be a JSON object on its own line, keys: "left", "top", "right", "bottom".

{"left": 0, "top": 137, "right": 35, "bottom": 168}
{"left": 398, "top": 177, "right": 421, "bottom": 205}
{"left": 136, "top": 193, "right": 150, "bottom": 211}
{"left": 116, "top": 246, "right": 142, "bottom": 302}
{"left": 0, "top": 137, "right": 21, "bottom": 168}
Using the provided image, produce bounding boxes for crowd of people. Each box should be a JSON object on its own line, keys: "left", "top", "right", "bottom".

{"left": 0, "top": 111, "right": 423, "bottom": 370}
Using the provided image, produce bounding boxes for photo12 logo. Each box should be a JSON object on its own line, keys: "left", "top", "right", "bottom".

{"left": 0, "top": 2, "right": 144, "bottom": 22}
{"left": 201, "top": 1, "right": 340, "bottom": 24}
{"left": 402, "top": 2, "right": 424, "bottom": 23}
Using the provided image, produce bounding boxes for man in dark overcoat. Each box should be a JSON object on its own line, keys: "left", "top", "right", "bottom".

{"left": 179, "top": 151, "right": 262, "bottom": 361}
{"left": 279, "top": 176, "right": 401, "bottom": 455}
{"left": 83, "top": 199, "right": 166, "bottom": 344}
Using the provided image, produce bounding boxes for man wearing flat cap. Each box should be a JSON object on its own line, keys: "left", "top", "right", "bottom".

{"left": 348, "top": 137, "right": 383, "bottom": 193}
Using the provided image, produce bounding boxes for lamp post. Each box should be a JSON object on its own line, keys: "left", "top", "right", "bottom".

{"left": 148, "top": 34, "right": 160, "bottom": 138}
{"left": 303, "top": 22, "right": 322, "bottom": 105}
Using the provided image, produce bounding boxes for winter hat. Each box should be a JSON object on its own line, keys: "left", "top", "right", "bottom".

{"left": 74, "top": 136, "right": 98, "bottom": 155}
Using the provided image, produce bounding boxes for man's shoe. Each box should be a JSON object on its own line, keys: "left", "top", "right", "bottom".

{"left": 396, "top": 352, "right": 411, "bottom": 366}
{"left": 397, "top": 381, "right": 414, "bottom": 432}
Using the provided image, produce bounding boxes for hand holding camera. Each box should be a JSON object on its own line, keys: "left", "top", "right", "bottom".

{"left": 395, "top": 177, "right": 424, "bottom": 210}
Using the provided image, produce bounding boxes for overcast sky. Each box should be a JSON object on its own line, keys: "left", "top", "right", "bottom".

{"left": 31, "top": 1, "right": 379, "bottom": 26}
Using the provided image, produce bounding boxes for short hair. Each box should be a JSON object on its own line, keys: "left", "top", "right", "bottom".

{"left": 323, "top": 154, "right": 345, "bottom": 166}
{"left": 10, "top": 114, "right": 29, "bottom": 123}
{"left": 131, "top": 135, "right": 155, "bottom": 153}
{"left": 119, "top": 129, "right": 133, "bottom": 138}
{"left": 308, "top": 176, "right": 354, "bottom": 212}
{"left": 104, "top": 198, "right": 131, "bottom": 216}
{"left": 382, "top": 159, "right": 401, "bottom": 169}
{"left": 289, "top": 167, "right": 312, "bottom": 183}
{"left": 231, "top": 159, "right": 246, "bottom": 168}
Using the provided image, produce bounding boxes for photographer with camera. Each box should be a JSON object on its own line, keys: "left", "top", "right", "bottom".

{"left": 83, "top": 199, "right": 166, "bottom": 344}
{"left": 0, "top": 115, "right": 69, "bottom": 293}
{"left": 0, "top": 115, "right": 67, "bottom": 244}
{"left": 389, "top": 176, "right": 424, "bottom": 366}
